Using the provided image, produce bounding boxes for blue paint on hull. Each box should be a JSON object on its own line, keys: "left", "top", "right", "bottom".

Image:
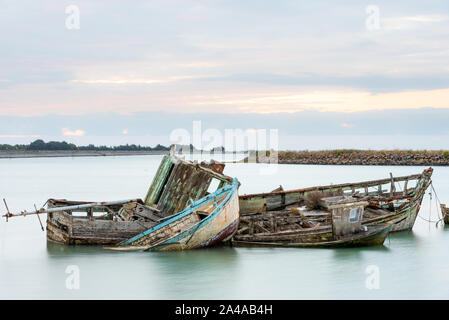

{"left": 119, "top": 178, "right": 239, "bottom": 250}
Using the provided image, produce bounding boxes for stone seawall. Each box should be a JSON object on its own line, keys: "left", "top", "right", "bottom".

{"left": 246, "top": 150, "right": 449, "bottom": 166}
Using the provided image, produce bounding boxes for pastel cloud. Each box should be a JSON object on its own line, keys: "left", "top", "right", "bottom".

{"left": 71, "top": 75, "right": 200, "bottom": 84}
{"left": 62, "top": 128, "right": 85, "bottom": 136}
{"left": 383, "top": 15, "right": 448, "bottom": 31}
{"left": 192, "top": 88, "right": 449, "bottom": 113}
{"left": 0, "top": 0, "right": 448, "bottom": 119}
{"left": 0, "top": 134, "right": 40, "bottom": 138}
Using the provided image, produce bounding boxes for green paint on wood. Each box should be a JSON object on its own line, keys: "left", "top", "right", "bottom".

{"left": 144, "top": 155, "right": 174, "bottom": 206}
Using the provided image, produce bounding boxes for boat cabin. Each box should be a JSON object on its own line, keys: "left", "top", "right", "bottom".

{"left": 320, "top": 196, "right": 369, "bottom": 237}
{"left": 144, "top": 155, "right": 233, "bottom": 217}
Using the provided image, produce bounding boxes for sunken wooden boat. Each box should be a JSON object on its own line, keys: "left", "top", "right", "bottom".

{"left": 239, "top": 168, "right": 433, "bottom": 234}
{"left": 4, "top": 154, "right": 240, "bottom": 249}
{"left": 441, "top": 204, "right": 449, "bottom": 225}
{"left": 116, "top": 178, "right": 239, "bottom": 251}
{"left": 233, "top": 196, "right": 393, "bottom": 248}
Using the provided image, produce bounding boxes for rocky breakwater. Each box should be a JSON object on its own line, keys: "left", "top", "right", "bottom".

{"left": 246, "top": 150, "right": 449, "bottom": 166}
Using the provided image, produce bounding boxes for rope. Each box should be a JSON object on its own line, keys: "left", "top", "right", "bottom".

{"left": 417, "top": 215, "right": 443, "bottom": 224}
{"left": 417, "top": 182, "right": 445, "bottom": 226}
{"left": 430, "top": 182, "right": 445, "bottom": 226}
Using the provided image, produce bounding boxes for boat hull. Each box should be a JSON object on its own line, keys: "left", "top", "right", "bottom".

{"left": 441, "top": 205, "right": 449, "bottom": 225}
{"left": 149, "top": 194, "right": 239, "bottom": 251}
{"left": 239, "top": 168, "right": 432, "bottom": 233}
{"left": 232, "top": 223, "right": 392, "bottom": 248}
{"left": 46, "top": 211, "right": 152, "bottom": 245}
{"left": 118, "top": 179, "right": 240, "bottom": 251}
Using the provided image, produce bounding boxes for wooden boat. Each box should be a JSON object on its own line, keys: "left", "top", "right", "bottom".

{"left": 232, "top": 224, "right": 392, "bottom": 248}
{"left": 441, "top": 204, "right": 449, "bottom": 225}
{"left": 117, "top": 178, "right": 239, "bottom": 251}
{"left": 3, "top": 153, "right": 240, "bottom": 249}
{"left": 233, "top": 196, "right": 393, "bottom": 248}
{"left": 239, "top": 168, "right": 433, "bottom": 234}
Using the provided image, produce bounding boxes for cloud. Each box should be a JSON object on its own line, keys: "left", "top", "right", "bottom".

{"left": 191, "top": 87, "right": 449, "bottom": 113}
{"left": 62, "top": 128, "right": 85, "bottom": 136}
{"left": 0, "top": 134, "right": 40, "bottom": 138}
{"left": 204, "top": 73, "right": 449, "bottom": 93}
{"left": 1, "top": 107, "right": 448, "bottom": 138}
{"left": 383, "top": 15, "right": 448, "bottom": 31}
{"left": 70, "top": 75, "right": 199, "bottom": 85}
{"left": 1, "top": 0, "right": 449, "bottom": 117}
{"left": 340, "top": 123, "right": 353, "bottom": 128}
{"left": 245, "top": 129, "right": 266, "bottom": 134}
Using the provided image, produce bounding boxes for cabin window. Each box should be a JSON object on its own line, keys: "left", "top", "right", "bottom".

{"left": 349, "top": 207, "right": 361, "bottom": 223}
{"left": 207, "top": 178, "right": 221, "bottom": 194}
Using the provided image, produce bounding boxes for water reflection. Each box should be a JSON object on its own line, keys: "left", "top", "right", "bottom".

{"left": 146, "top": 247, "right": 240, "bottom": 298}
{"left": 331, "top": 244, "right": 390, "bottom": 259}
{"left": 46, "top": 241, "right": 117, "bottom": 256}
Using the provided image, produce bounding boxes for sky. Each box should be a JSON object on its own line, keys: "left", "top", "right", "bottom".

{"left": 1, "top": 0, "right": 448, "bottom": 149}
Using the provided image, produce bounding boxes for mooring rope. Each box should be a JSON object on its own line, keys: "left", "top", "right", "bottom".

{"left": 416, "top": 182, "right": 445, "bottom": 225}
{"left": 431, "top": 183, "right": 446, "bottom": 227}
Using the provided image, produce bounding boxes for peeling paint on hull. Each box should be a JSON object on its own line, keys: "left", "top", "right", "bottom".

{"left": 238, "top": 168, "right": 433, "bottom": 234}
{"left": 232, "top": 223, "right": 393, "bottom": 248}
{"left": 118, "top": 179, "right": 240, "bottom": 252}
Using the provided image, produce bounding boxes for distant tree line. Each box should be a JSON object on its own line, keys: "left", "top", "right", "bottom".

{"left": 0, "top": 139, "right": 170, "bottom": 151}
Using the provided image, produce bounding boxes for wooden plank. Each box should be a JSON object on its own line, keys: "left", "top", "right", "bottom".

{"left": 390, "top": 173, "right": 396, "bottom": 197}
{"left": 144, "top": 155, "right": 174, "bottom": 206}
{"left": 403, "top": 179, "right": 408, "bottom": 196}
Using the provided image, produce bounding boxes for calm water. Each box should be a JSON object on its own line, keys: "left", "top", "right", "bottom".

{"left": 1, "top": 155, "right": 449, "bottom": 299}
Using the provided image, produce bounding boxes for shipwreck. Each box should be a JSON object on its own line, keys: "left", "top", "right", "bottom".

{"left": 235, "top": 168, "right": 433, "bottom": 247}
{"left": 3, "top": 153, "right": 240, "bottom": 251}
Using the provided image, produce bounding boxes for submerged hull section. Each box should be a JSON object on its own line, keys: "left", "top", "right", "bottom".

{"left": 232, "top": 223, "right": 392, "bottom": 248}
{"left": 118, "top": 179, "right": 240, "bottom": 251}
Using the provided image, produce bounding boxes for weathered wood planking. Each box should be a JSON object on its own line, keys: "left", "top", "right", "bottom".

{"left": 117, "top": 178, "right": 240, "bottom": 251}
{"left": 144, "top": 155, "right": 174, "bottom": 206}
{"left": 239, "top": 168, "right": 433, "bottom": 233}
{"left": 145, "top": 156, "right": 234, "bottom": 217}
{"left": 43, "top": 154, "right": 239, "bottom": 248}
{"left": 441, "top": 204, "right": 449, "bottom": 225}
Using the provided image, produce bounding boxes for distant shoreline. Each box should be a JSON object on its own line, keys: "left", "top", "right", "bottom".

{"left": 3, "top": 149, "right": 449, "bottom": 166}
{"left": 0, "top": 150, "right": 170, "bottom": 159}
{"left": 0, "top": 150, "right": 244, "bottom": 159}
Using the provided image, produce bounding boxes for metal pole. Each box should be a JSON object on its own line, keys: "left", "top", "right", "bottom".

{"left": 2, "top": 199, "right": 141, "bottom": 219}
{"left": 3, "top": 199, "right": 10, "bottom": 222}
{"left": 34, "top": 204, "right": 45, "bottom": 231}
